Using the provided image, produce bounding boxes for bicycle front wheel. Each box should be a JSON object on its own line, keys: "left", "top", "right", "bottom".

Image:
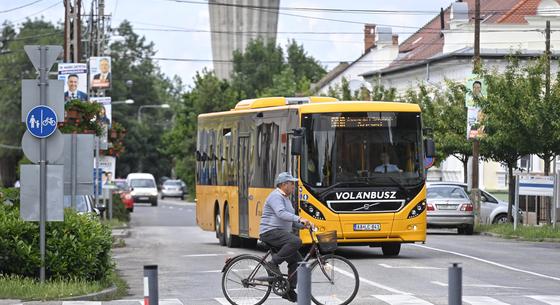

{"left": 310, "top": 254, "right": 360, "bottom": 305}
{"left": 221, "top": 255, "right": 272, "bottom": 305}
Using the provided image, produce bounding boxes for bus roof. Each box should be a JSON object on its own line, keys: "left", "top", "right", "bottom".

{"left": 198, "top": 97, "right": 421, "bottom": 119}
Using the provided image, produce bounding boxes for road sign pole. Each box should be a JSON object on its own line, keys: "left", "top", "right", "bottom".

{"left": 95, "top": 136, "right": 100, "bottom": 209}
{"left": 71, "top": 133, "right": 77, "bottom": 209}
{"left": 38, "top": 46, "right": 48, "bottom": 283}
{"left": 514, "top": 176, "right": 520, "bottom": 231}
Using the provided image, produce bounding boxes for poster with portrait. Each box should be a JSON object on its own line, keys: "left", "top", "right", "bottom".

{"left": 98, "top": 156, "right": 116, "bottom": 185}
{"left": 58, "top": 63, "right": 88, "bottom": 103}
{"left": 90, "top": 97, "right": 112, "bottom": 150}
{"left": 89, "top": 56, "right": 112, "bottom": 90}
{"left": 465, "top": 74, "right": 486, "bottom": 108}
{"left": 467, "top": 107, "right": 484, "bottom": 139}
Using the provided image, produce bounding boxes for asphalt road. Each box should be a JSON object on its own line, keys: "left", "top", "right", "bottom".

{"left": 6, "top": 196, "right": 559, "bottom": 305}
{"left": 109, "top": 197, "right": 560, "bottom": 305}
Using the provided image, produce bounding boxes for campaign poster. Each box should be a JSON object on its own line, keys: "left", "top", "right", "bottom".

{"left": 467, "top": 107, "right": 484, "bottom": 139}
{"left": 89, "top": 56, "right": 112, "bottom": 90}
{"left": 465, "top": 74, "right": 486, "bottom": 108}
{"left": 90, "top": 97, "right": 112, "bottom": 150}
{"left": 58, "top": 63, "right": 88, "bottom": 103}
{"left": 98, "top": 156, "right": 116, "bottom": 185}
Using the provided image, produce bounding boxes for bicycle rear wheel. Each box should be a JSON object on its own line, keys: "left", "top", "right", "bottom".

{"left": 221, "top": 255, "right": 272, "bottom": 305}
{"left": 310, "top": 254, "right": 360, "bottom": 305}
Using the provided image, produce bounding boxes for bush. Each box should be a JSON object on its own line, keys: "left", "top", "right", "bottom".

{"left": 111, "top": 193, "right": 130, "bottom": 223}
{"left": 0, "top": 188, "right": 113, "bottom": 281}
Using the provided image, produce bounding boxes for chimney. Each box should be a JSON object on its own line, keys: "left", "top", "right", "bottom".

{"left": 440, "top": 7, "right": 445, "bottom": 37}
{"left": 392, "top": 34, "right": 399, "bottom": 46}
{"left": 450, "top": 2, "right": 468, "bottom": 29}
{"left": 364, "top": 24, "right": 376, "bottom": 52}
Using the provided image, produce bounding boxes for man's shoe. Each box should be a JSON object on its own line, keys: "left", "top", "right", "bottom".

{"left": 265, "top": 261, "right": 281, "bottom": 276}
{"left": 282, "top": 290, "right": 297, "bottom": 302}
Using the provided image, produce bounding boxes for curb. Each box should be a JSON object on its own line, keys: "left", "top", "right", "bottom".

{"left": 111, "top": 229, "right": 130, "bottom": 239}
{"left": 479, "top": 231, "right": 560, "bottom": 242}
{"left": 60, "top": 284, "right": 118, "bottom": 301}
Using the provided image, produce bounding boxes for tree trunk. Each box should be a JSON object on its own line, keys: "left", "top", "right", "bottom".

{"left": 543, "top": 154, "right": 551, "bottom": 176}
{"left": 0, "top": 155, "right": 19, "bottom": 187}
{"left": 507, "top": 164, "right": 515, "bottom": 222}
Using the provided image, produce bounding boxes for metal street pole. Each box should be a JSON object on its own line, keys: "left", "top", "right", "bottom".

{"left": 39, "top": 46, "right": 48, "bottom": 283}
{"left": 471, "top": 0, "right": 482, "bottom": 225}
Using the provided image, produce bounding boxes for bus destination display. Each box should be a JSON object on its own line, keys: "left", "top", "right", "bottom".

{"left": 330, "top": 116, "right": 395, "bottom": 128}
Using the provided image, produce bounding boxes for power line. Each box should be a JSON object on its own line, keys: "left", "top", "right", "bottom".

{"left": 14, "top": 1, "right": 62, "bottom": 22}
{"left": 0, "top": 0, "right": 46, "bottom": 14}
{"left": 163, "top": 0, "right": 560, "bottom": 16}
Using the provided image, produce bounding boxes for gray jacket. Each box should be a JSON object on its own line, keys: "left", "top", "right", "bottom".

{"left": 259, "top": 189, "right": 302, "bottom": 234}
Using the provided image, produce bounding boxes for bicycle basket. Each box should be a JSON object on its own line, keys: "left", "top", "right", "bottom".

{"left": 316, "top": 230, "right": 337, "bottom": 252}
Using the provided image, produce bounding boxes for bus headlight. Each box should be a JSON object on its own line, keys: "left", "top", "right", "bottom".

{"left": 300, "top": 201, "right": 325, "bottom": 220}
{"left": 407, "top": 201, "right": 426, "bottom": 219}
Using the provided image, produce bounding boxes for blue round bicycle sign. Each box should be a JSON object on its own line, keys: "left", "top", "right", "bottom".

{"left": 26, "top": 105, "right": 58, "bottom": 138}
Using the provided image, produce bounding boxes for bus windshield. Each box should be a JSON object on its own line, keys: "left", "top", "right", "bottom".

{"left": 301, "top": 112, "right": 423, "bottom": 188}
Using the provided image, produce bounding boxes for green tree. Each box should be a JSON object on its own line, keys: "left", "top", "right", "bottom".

{"left": 285, "top": 39, "right": 325, "bottom": 85}
{"left": 109, "top": 21, "right": 181, "bottom": 180}
{"left": 0, "top": 20, "right": 63, "bottom": 187}
{"left": 161, "top": 69, "right": 238, "bottom": 191}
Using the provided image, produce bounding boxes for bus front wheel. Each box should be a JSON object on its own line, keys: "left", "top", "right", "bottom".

{"left": 381, "top": 243, "right": 401, "bottom": 256}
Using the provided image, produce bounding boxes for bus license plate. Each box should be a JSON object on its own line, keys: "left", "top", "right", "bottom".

{"left": 354, "top": 224, "right": 381, "bottom": 231}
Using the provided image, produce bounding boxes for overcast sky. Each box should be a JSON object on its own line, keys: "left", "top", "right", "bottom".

{"left": 1, "top": 0, "right": 456, "bottom": 87}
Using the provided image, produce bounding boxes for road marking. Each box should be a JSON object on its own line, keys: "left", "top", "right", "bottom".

{"left": 193, "top": 270, "right": 222, "bottom": 273}
{"left": 430, "top": 281, "right": 523, "bottom": 289}
{"left": 528, "top": 295, "right": 560, "bottom": 304}
{"left": 62, "top": 302, "right": 102, "bottom": 305}
{"left": 215, "top": 296, "right": 281, "bottom": 305}
{"left": 379, "top": 263, "right": 444, "bottom": 270}
{"left": 114, "top": 299, "right": 183, "bottom": 305}
{"left": 464, "top": 296, "right": 511, "bottom": 305}
{"left": 414, "top": 244, "right": 560, "bottom": 282}
{"left": 182, "top": 251, "right": 237, "bottom": 258}
{"left": 334, "top": 266, "right": 412, "bottom": 295}
{"left": 372, "top": 294, "right": 434, "bottom": 304}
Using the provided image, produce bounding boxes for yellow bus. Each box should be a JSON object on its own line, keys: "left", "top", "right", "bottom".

{"left": 195, "top": 96, "right": 434, "bottom": 256}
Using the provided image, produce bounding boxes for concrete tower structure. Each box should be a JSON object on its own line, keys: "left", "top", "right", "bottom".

{"left": 209, "top": 0, "right": 280, "bottom": 80}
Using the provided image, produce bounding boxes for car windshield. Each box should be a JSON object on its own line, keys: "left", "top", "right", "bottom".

{"left": 130, "top": 179, "right": 155, "bottom": 188}
{"left": 114, "top": 180, "right": 129, "bottom": 190}
{"left": 427, "top": 187, "right": 468, "bottom": 199}
{"left": 63, "top": 196, "right": 89, "bottom": 213}
{"left": 164, "top": 181, "right": 182, "bottom": 186}
{"left": 301, "top": 112, "right": 423, "bottom": 189}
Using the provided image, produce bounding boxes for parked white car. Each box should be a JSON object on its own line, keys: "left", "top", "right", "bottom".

{"left": 428, "top": 182, "right": 523, "bottom": 224}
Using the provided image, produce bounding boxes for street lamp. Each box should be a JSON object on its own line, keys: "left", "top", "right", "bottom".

{"left": 112, "top": 99, "right": 135, "bottom": 105}
{"left": 137, "top": 104, "right": 170, "bottom": 122}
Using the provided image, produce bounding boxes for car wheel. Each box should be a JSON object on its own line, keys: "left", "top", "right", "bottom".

{"left": 382, "top": 243, "right": 401, "bottom": 256}
{"left": 493, "top": 214, "right": 508, "bottom": 224}
{"left": 152, "top": 199, "right": 158, "bottom": 206}
{"left": 161, "top": 195, "right": 165, "bottom": 200}
{"left": 224, "top": 207, "right": 241, "bottom": 248}
{"left": 216, "top": 210, "right": 226, "bottom": 246}
{"left": 127, "top": 207, "right": 134, "bottom": 213}
{"left": 460, "top": 225, "right": 474, "bottom": 235}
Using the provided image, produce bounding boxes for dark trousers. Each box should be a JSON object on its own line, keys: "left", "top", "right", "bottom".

{"left": 260, "top": 229, "right": 303, "bottom": 289}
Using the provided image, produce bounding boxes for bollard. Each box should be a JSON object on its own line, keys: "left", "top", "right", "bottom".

{"left": 448, "top": 263, "right": 462, "bottom": 305}
{"left": 144, "top": 265, "right": 159, "bottom": 305}
{"left": 297, "top": 262, "right": 312, "bottom": 305}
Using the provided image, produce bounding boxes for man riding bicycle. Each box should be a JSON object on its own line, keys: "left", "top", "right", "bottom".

{"left": 259, "top": 172, "right": 312, "bottom": 303}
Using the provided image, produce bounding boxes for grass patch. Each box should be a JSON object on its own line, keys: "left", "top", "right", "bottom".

{"left": 0, "top": 271, "right": 127, "bottom": 301}
{"left": 102, "top": 218, "right": 129, "bottom": 229}
{"left": 477, "top": 224, "right": 560, "bottom": 241}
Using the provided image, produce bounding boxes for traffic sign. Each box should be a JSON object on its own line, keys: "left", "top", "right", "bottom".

{"left": 21, "top": 130, "right": 64, "bottom": 163}
{"left": 24, "top": 45, "right": 62, "bottom": 72}
{"left": 21, "top": 79, "right": 64, "bottom": 122}
{"left": 26, "top": 105, "right": 58, "bottom": 138}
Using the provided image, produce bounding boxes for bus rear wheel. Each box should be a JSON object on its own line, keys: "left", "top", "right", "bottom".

{"left": 215, "top": 209, "right": 226, "bottom": 246}
{"left": 224, "top": 207, "right": 241, "bottom": 248}
{"left": 381, "top": 243, "right": 401, "bottom": 256}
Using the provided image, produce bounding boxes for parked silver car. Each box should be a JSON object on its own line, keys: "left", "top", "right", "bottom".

{"left": 428, "top": 182, "right": 523, "bottom": 224}
{"left": 426, "top": 185, "right": 474, "bottom": 235}
{"left": 63, "top": 195, "right": 100, "bottom": 216}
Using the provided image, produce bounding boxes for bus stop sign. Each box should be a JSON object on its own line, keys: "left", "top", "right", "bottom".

{"left": 26, "top": 105, "right": 58, "bottom": 138}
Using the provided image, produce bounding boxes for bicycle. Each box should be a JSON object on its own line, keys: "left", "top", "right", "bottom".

{"left": 221, "top": 227, "right": 360, "bottom": 305}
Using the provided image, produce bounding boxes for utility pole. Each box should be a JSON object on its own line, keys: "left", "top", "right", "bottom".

{"left": 546, "top": 20, "right": 551, "bottom": 101}
{"left": 64, "top": 0, "right": 81, "bottom": 62}
{"left": 471, "top": 0, "right": 481, "bottom": 224}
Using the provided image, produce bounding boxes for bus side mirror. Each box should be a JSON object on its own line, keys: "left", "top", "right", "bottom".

{"left": 291, "top": 128, "right": 304, "bottom": 156}
{"left": 424, "top": 139, "right": 435, "bottom": 158}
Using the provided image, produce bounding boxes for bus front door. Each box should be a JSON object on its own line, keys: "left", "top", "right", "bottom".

{"left": 237, "top": 135, "right": 250, "bottom": 237}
